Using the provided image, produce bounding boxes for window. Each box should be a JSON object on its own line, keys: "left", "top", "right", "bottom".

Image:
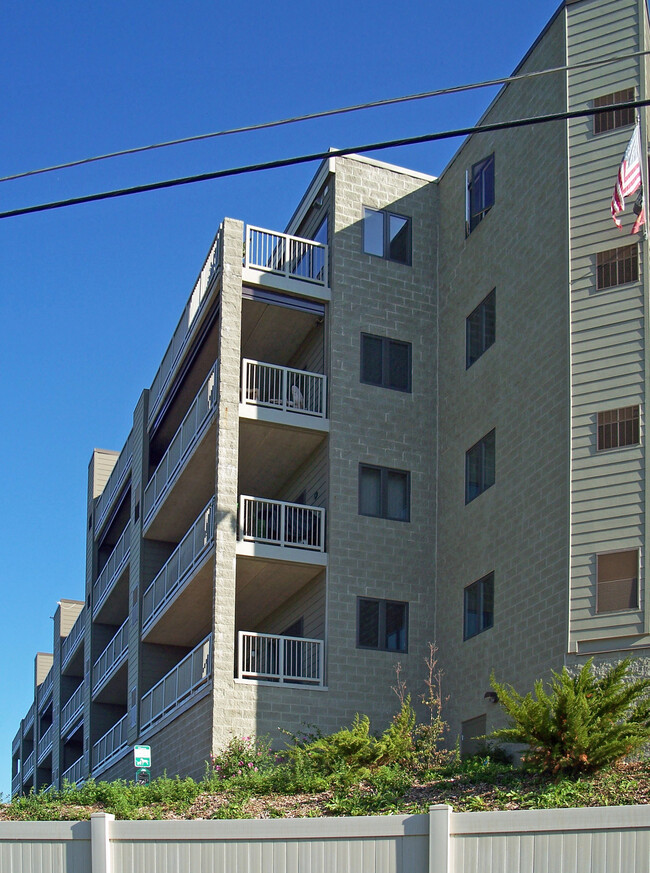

{"left": 594, "top": 89, "right": 635, "bottom": 135}
{"left": 597, "top": 406, "right": 639, "bottom": 450}
{"left": 357, "top": 598, "right": 408, "bottom": 652}
{"left": 466, "top": 154, "right": 495, "bottom": 234}
{"left": 466, "top": 290, "right": 496, "bottom": 368}
{"left": 464, "top": 572, "right": 494, "bottom": 639}
{"left": 597, "top": 550, "right": 639, "bottom": 613}
{"left": 361, "top": 333, "right": 412, "bottom": 392}
{"left": 363, "top": 208, "right": 411, "bottom": 264}
{"left": 596, "top": 245, "right": 638, "bottom": 289}
{"left": 359, "top": 464, "right": 410, "bottom": 521}
{"left": 465, "top": 430, "right": 495, "bottom": 503}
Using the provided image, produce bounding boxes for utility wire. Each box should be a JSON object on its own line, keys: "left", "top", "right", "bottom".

{"left": 1, "top": 98, "right": 648, "bottom": 221}
{"left": 2, "top": 49, "right": 650, "bottom": 185}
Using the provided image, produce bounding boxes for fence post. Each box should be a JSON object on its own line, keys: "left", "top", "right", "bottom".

{"left": 91, "top": 813, "right": 114, "bottom": 873}
{"left": 429, "top": 804, "right": 452, "bottom": 873}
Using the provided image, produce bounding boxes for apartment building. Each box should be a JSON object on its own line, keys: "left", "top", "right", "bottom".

{"left": 11, "top": 0, "right": 650, "bottom": 793}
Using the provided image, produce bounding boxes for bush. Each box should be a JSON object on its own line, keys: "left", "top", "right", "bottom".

{"left": 490, "top": 658, "right": 650, "bottom": 776}
{"left": 206, "top": 735, "right": 274, "bottom": 783}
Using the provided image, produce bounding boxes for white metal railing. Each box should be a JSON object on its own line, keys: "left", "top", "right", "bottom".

{"left": 241, "top": 359, "right": 327, "bottom": 418}
{"left": 94, "top": 431, "right": 133, "bottom": 534}
{"left": 140, "top": 635, "right": 212, "bottom": 732}
{"left": 38, "top": 724, "right": 53, "bottom": 762}
{"left": 149, "top": 228, "right": 222, "bottom": 426}
{"left": 93, "top": 520, "right": 131, "bottom": 616}
{"left": 24, "top": 702, "right": 35, "bottom": 730}
{"left": 38, "top": 669, "right": 53, "bottom": 708}
{"left": 92, "top": 713, "right": 128, "bottom": 771}
{"left": 61, "top": 682, "right": 84, "bottom": 733}
{"left": 93, "top": 619, "right": 129, "bottom": 692}
{"left": 61, "top": 608, "right": 85, "bottom": 670}
{"left": 11, "top": 772, "right": 21, "bottom": 796}
{"left": 238, "top": 631, "right": 324, "bottom": 686}
{"left": 23, "top": 750, "right": 35, "bottom": 777}
{"left": 144, "top": 363, "right": 219, "bottom": 524}
{"left": 62, "top": 755, "right": 85, "bottom": 786}
{"left": 142, "top": 501, "right": 214, "bottom": 633}
{"left": 239, "top": 496, "right": 325, "bottom": 552}
{"left": 246, "top": 225, "right": 328, "bottom": 286}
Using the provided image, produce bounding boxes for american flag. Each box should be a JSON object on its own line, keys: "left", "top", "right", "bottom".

{"left": 611, "top": 123, "right": 643, "bottom": 230}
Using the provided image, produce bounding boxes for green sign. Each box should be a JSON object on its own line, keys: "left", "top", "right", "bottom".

{"left": 136, "top": 768, "right": 150, "bottom": 786}
{"left": 134, "top": 745, "right": 151, "bottom": 768}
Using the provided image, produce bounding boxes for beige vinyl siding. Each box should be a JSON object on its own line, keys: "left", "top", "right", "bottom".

{"left": 288, "top": 324, "right": 324, "bottom": 376}
{"left": 258, "top": 572, "right": 326, "bottom": 641}
{"left": 91, "top": 449, "right": 119, "bottom": 499}
{"left": 278, "top": 441, "right": 328, "bottom": 511}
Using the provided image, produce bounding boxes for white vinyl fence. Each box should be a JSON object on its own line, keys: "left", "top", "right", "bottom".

{"left": 2, "top": 804, "right": 650, "bottom": 873}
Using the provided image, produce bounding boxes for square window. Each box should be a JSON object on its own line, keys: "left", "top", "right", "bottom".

{"left": 359, "top": 464, "right": 410, "bottom": 521}
{"left": 465, "top": 430, "right": 495, "bottom": 503}
{"left": 466, "top": 290, "right": 496, "bottom": 368}
{"left": 596, "top": 245, "right": 638, "bottom": 290}
{"left": 594, "top": 89, "right": 635, "bottom": 135}
{"left": 597, "top": 550, "right": 639, "bottom": 613}
{"left": 597, "top": 406, "right": 639, "bottom": 450}
{"left": 363, "top": 208, "right": 412, "bottom": 264}
{"left": 361, "top": 333, "right": 412, "bottom": 392}
{"left": 464, "top": 572, "right": 494, "bottom": 639}
{"left": 357, "top": 598, "right": 408, "bottom": 652}
{"left": 466, "top": 154, "right": 495, "bottom": 234}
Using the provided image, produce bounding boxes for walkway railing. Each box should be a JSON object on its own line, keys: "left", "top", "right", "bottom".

{"left": 94, "top": 431, "right": 133, "bottom": 535}
{"left": 38, "top": 724, "right": 53, "bottom": 762}
{"left": 62, "top": 755, "right": 85, "bottom": 786}
{"left": 238, "top": 631, "right": 324, "bottom": 686}
{"left": 239, "top": 496, "right": 325, "bottom": 551}
{"left": 142, "top": 501, "right": 214, "bottom": 633}
{"left": 93, "top": 521, "right": 131, "bottom": 617}
{"left": 37, "top": 669, "right": 53, "bottom": 708}
{"left": 144, "top": 362, "right": 218, "bottom": 525}
{"left": 93, "top": 619, "right": 129, "bottom": 693}
{"left": 23, "top": 750, "right": 35, "bottom": 777}
{"left": 246, "top": 225, "right": 328, "bottom": 286}
{"left": 61, "top": 608, "right": 85, "bottom": 670}
{"left": 241, "top": 359, "right": 326, "bottom": 418}
{"left": 24, "top": 702, "right": 35, "bottom": 731}
{"left": 11, "top": 772, "right": 21, "bottom": 796}
{"left": 61, "top": 682, "right": 84, "bottom": 734}
{"left": 92, "top": 714, "right": 128, "bottom": 772}
{"left": 140, "top": 635, "right": 212, "bottom": 733}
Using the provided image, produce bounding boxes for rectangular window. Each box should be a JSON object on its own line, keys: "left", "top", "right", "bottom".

{"left": 357, "top": 598, "right": 408, "bottom": 652}
{"left": 363, "top": 208, "right": 411, "bottom": 264}
{"left": 466, "top": 289, "right": 496, "bottom": 368}
{"left": 594, "top": 89, "right": 635, "bottom": 135}
{"left": 597, "top": 406, "right": 639, "bottom": 450}
{"left": 359, "top": 464, "right": 410, "bottom": 521}
{"left": 597, "top": 550, "right": 639, "bottom": 613}
{"left": 361, "top": 333, "right": 412, "bottom": 392}
{"left": 466, "top": 154, "right": 495, "bottom": 234}
{"left": 464, "top": 572, "right": 494, "bottom": 639}
{"left": 596, "top": 245, "right": 638, "bottom": 289}
{"left": 465, "top": 430, "right": 495, "bottom": 503}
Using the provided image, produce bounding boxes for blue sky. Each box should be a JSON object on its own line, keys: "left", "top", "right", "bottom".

{"left": 0, "top": 0, "right": 560, "bottom": 798}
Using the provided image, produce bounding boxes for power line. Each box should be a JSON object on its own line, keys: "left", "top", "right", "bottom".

{"left": 1, "top": 98, "right": 648, "bottom": 221}
{"left": 2, "top": 49, "right": 649, "bottom": 185}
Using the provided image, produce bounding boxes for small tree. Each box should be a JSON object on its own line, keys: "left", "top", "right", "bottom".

{"left": 490, "top": 658, "right": 650, "bottom": 777}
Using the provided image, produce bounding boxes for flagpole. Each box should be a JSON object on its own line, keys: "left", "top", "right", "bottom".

{"left": 636, "top": 109, "right": 649, "bottom": 241}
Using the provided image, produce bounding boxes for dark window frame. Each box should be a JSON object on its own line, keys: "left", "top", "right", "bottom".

{"left": 360, "top": 333, "right": 412, "bottom": 392}
{"left": 593, "top": 88, "right": 635, "bottom": 135}
{"left": 596, "top": 549, "right": 639, "bottom": 613}
{"left": 466, "top": 154, "right": 495, "bottom": 234}
{"left": 363, "top": 207, "right": 412, "bottom": 265}
{"left": 463, "top": 572, "right": 494, "bottom": 640}
{"left": 358, "top": 463, "right": 411, "bottom": 522}
{"left": 465, "top": 430, "right": 496, "bottom": 504}
{"left": 597, "top": 406, "right": 640, "bottom": 451}
{"left": 466, "top": 289, "right": 496, "bottom": 368}
{"left": 356, "top": 597, "right": 409, "bottom": 653}
{"left": 596, "top": 245, "right": 639, "bottom": 290}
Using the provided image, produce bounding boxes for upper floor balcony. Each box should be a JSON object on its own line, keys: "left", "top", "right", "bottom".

{"left": 37, "top": 669, "right": 53, "bottom": 710}
{"left": 11, "top": 772, "right": 21, "bottom": 797}
{"left": 62, "top": 755, "right": 85, "bottom": 787}
{"left": 92, "top": 618, "right": 129, "bottom": 698}
{"left": 38, "top": 724, "right": 54, "bottom": 763}
{"left": 24, "top": 702, "right": 35, "bottom": 733}
{"left": 12, "top": 730, "right": 20, "bottom": 757}
{"left": 237, "top": 630, "right": 324, "bottom": 688}
{"left": 61, "top": 682, "right": 85, "bottom": 735}
{"left": 237, "top": 496, "right": 326, "bottom": 566}
{"left": 92, "top": 713, "right": 128, "bottom": 775}
{"left": 23, "top": 750, "right": 35, "bottom": 779}
{"left": 93, "top": 520, "right": 131, "bottom": 619}
{"left": 240, "top": 359, "right": 327, "bottom": 427}
{"left": 94, "top": 431, "right": 133, "bottom": 538}
{"left": 243, "top": 226, "right": 329, "bottom": 300}
{"left": 61, "top": 608, "right": 85, "bottom": 673}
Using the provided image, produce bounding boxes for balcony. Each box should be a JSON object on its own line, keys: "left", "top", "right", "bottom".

{"left": 93, "top": 521, "right": 131, "bottom": 618}
{"left": 92, "top": 619, "right": 129, "bottom": 696}
{"left": 11, "top": 772, "right": 21, "bottom": 796}
{"left": 244, "top": 226, "right": 328, "bottom": 297}
{"left": 62, "top": 755, "right": 85, "bottom": 786}
{"left": 23, "top": 750, "right": 35, "bottom": 778}
{"left": 241, "top": 359, "right": 327, "bottom": 422}
{"left": 12, "top": 730, "right": 20, "bottom": 756}
{"left": 140, "top": 635, "right": 211, "bottom": 734}
{"left": 37, "top": 669, "right": 53, "bottom": 709}
{"left": 238, "top": 496, "right": 326, "bottom": 562}
{"left": 94, "top": 431, "right": 133, "bottom": 536}
{"left": 61, "top": 682, "right": 84, "bottom": 735}
{"left": 237, "top": 631, "right": 324, "bottom": 687}
{"left": 38, "top": 724, "right": 54, "bottom": 763}
{"left": 142, "top": 502, "right": 214, "bottom": 643}
{"left": 144, "top": 363, "right": 218, "bottom": 538}
{"left": 24, "top": 702, "right": 35, "bottom": 732}
{"left": 61, "top": 608, "right": 85, "bottom": 671}
{"left": 149, "top": 228, "right": 222, "bottom": 427}
{"left": 92, "top": 714, "right": 128, "bottom": 774}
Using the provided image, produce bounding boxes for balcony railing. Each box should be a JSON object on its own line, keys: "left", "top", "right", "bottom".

{"left": 238, "top": 631, "right": 324, "bottom": 686}
{"left": 61, "top": 608, "right": 85, "bottom": 670}
{"left": 61, "top": 682, "right": 84, "bottom": 734}
{"left": 142, "top": 501, "right": 214, "bottom": 633}
{"left": 140, "top": 635, "right": 212, "bottom": 733}
{"left": 94, "top": 431, "right": 133, "bottom": 535}
{"left": 246, "top": 226, "right": 328, "bottom": 287}
{"left": 241, "top": 359, "right": 326, "bottom": 418}
{"left": 144, "top": 362, "right": 219, "bottom": 525}
{"left": 12, "top": 772, "right": 21, "bottom": 796}
{"left": 239, "top": 496, "right": 325, "bottom": 552}
{"left": 38, "top": 724, "right": 53, "bottom": 762}
{"left": 24, "top": 702, "right": 35, "bottom": 731}
{"left": 62, "top": 755, "right": 85, "bottom": 786}
{"left": 93, "top": 521, "right": 131, "bottom": 617}
{"left": 92, "top": 713, "right": 128, "bottom": 772}
{"left": 38, "top": 669, "right": 53, "bottom": 708}
{"left": 93, "top": 619, "right": 129, "bottom": 693}
{"left": 149, "top": 227, "right": 222, "bottom": 426}
{"left": 23, "top": 750, "right": 35, "bottom": 777}
{"left": 12, "top": 731, "right": 20, "bottom": 756}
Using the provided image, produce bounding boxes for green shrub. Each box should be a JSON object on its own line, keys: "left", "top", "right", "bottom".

{"left": 490, "top": 658, "right": 650, "bottom": 776}
{"left": 206, "top": 735, "right": 274, "bottom": 783}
